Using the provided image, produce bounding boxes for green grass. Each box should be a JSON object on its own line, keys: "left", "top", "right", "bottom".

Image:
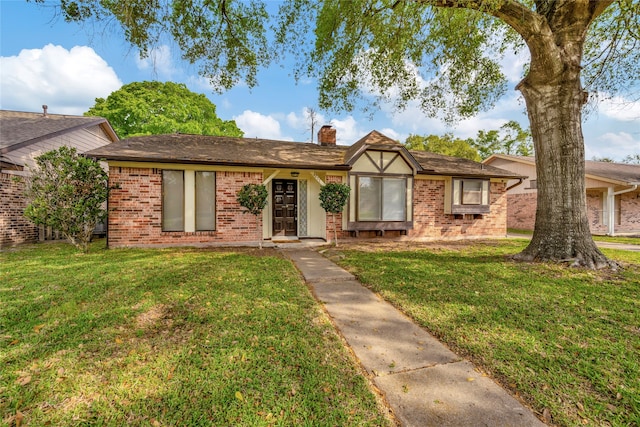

{"left": 507, "top": 228, "right": 640, "bottom": 245}
{"left": 330, "top": 240, "right": 640, "bottom": 427}
{"left": 0, "top": 241, "right": 390, "bottom": 426}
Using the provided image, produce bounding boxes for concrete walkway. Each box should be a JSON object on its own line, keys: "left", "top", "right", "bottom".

{"left": 283, "top": 248, "right": 545, "bottom": 427}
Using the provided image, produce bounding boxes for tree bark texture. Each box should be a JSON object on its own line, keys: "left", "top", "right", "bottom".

{"left": 510, "top": 2, "right": 615, "bottom": 269}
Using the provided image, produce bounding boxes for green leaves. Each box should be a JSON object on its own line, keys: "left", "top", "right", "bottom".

{"left": 23, "top": 146, "right": 110, "bottom": 253}
{"left": 237, "top": 183, "right": 268, "bottom": 216}
{"left": 404, "top": 133, "right": 481, "bottom": 161}
{"left": 236, "top": 183, "right": 268, "bottom": 249}
{"left": 85, "top": 81, "right": 244, "bottom": 139}
{"left": 319, "top": 183, "right": 350, "bottom": 246}
{"left": 319, "top": 183, "right": 350, "bottom": 215}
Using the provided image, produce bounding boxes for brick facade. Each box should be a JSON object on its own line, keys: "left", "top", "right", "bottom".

{"left": 107, "top": 168, "right": 513, "bottom": 247}
{"left": 506, "top": 193, "right": 537, "bottom": 231}
{"left": 0, "top": 172, "right": 38, "bottom": 247}
{"left": 509, "top": 189, "right": 640, "bottom": 235}
{"left": 409, "top": 179, "right": 508, "bottom": 240}
{"left": 107, "top": 167, "right": 264, "bottom": 248}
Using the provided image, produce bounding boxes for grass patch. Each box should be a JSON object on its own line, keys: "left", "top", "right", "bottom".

{"left": 593, "top": 236, "right": 640, "bottom": 246}
{"left": 0, "top": 241, "right": 390, "bottom": 426}
{"left": 330, "top": 240, "right": 640, "bottom": 427}
{"left": 507, "top": 228, "right": 640, "bottom": 246}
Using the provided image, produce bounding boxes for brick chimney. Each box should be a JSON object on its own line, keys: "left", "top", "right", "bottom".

{"left": 318, "top": 125, "right": 336, "bottom": 146}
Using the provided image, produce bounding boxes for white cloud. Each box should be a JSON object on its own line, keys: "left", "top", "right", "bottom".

{"left": 587, "top": 132, "right": 640, "bottom": 160}
{"left": 0, "top": 44, "right": 122, "bottom": 115}
{"left": 233, "top": 110, "right": 293, "bottom": 141}
{"left": 597, "top": 95, "right": 640, "bottom": 122}
{"left": 329, "top": 116, "right": 368, "bottom": 145}
{"left": 135, "top": 44, "right": 179, "bottom": 79}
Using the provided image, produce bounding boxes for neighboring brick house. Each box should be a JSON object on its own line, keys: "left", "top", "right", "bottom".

{"left": 483, "top": 154, "right": 640, "bottom": 236}
{"left": 87, "top": 126, "right": 521, "bottom": 248}
{"left": 0, "top": 108, "right": 118, "bottom": 247}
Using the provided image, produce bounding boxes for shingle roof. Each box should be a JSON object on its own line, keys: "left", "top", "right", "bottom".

{"left": 410, "top": 150, "right": 521, "bottom": 178}
{"left": 86, "top": 131, "right": 523, "bottom": 178}
{"left": 484, "top": 154, "right": 640, "bottom": 185}
{"left": 0, "top": 110, "right": 118, "bottom": 154}
{"left": 584, "top": 160, "right": 640, "bottom": 184}
{"left": 87, "top": 133, "right": 349, "bottom": 170}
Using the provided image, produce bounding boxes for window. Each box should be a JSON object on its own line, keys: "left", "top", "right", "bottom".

{"left": 528, "top": 179, "right": 537, "bottom": 190}
{"left": 195, "top": 171, "right": 215, "bottom": 230}
{"left": 162, "top": 170, "right": 216, "bottom": 232}
{"left": 451, "top": 178, "right": 490, "bottom": 214}
{"left": 357, "top": 176, "right": 406, "bottom": 221}
{"left": 162, "top": 170, "right": 184, "bottom": 231}
{"left": 461, "top": 180, "right": 482, "bottom": 205}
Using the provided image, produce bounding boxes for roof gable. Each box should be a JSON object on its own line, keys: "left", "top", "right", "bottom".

{"left": 0, "top": 110, "right": 118, "bottom": 154}
{"left": 344, "top": 130, "right": 423, "bottom": 172}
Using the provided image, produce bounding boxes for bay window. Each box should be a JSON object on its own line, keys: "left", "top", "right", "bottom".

{"left": 357, "top": 176, "right": 407, "bottom": 221}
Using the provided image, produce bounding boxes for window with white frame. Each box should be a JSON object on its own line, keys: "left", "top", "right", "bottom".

{"left": 162, "top": 170, "right": 185, "bottom": 231}
{"left": 357, "top": 176, "right": 407, "bottom": 221}
{"left": 451, "top": 178, "right": 490, "bottom": 214}
{"left": 195, "top": 171, "right": 216, "bottom": 230}
{"left": 162, "top": 170, "right": 216, "bottom": 232}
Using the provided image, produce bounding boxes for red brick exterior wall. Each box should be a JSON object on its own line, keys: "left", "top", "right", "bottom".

{"left": 618, "top": 190, "right": 640, "bottom": 233}
{"left": 107, "top": 167, "right": 263, "bottom": 247}
{"left": 506, "top": 193, "right": 537, "bottom": 231}
{"left": 324, "top": 175, "right": 346, "bottom": 242}
{"left": 510, "top": 189, "right": 640, "bottom": 235}
{"left": 586, "top": 191, "right": 607, "bottom": 234}
{"left": 409, "top": 179, "right": 508, "bottom": 240}
{"left": 0, "top": 172, "right": 38, "bottom": 247}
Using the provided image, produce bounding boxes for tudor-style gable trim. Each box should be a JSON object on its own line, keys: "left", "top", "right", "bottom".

{"left": 343, "top": 130, "right": 423, "bottom": 173}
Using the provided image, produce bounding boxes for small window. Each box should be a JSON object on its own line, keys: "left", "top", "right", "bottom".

{"left": 451, "top": 178, "right": 490, "bottom": 214}
{"left": 461, "top": 180, "right": 482, "bottom": 205}
{"left": 528, "top": 179, "right": 537, "bottom": 189}
{"left": 162, "top": 170, "right": 184, "bottom": 231}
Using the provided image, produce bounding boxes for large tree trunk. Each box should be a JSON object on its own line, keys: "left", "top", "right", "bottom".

{"left": 514, "top": 34, "right": 615, "bottom": 269}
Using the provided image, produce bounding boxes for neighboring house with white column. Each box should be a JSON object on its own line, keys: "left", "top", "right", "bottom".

{"left": 483, "top": 154, "right": 640, "bottom": 236}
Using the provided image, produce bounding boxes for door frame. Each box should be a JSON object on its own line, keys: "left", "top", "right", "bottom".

{"left": 272, "top": 179, "right": 298, "bottom": 237}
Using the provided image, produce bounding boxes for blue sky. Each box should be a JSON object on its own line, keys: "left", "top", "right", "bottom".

{"left": 1, "top": 1, "right": 638, "bottom": 160}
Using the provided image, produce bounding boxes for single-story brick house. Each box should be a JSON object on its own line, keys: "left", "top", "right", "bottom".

{"left": 86, "top": 126, "right": 523, "bottom": 247}
{"left": 483, "top": 154, "right": 640, "bottom": 236}
{"left": 0, "top": 108, "right": 119, "bottom": 247}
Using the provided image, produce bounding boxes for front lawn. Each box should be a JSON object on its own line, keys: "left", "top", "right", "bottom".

{"left": 329, "top": 240, "right": 640, "bottom": 427}
{"left": 0, "top": 241, "right": 390, "bottom": 426}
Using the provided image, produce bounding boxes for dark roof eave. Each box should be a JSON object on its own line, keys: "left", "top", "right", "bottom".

{"left": 416, "top": 170, "right": 525, "bottom": 179}
{"left": 90, "top": 154, "right": 351, "bottom": 171}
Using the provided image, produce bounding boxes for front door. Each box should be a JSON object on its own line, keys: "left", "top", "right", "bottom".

{"left": 273, "top": 180, "right": 297, "bottom": 236}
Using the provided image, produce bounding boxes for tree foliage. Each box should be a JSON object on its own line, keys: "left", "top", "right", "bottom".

{"left": 319, "top": 183, "right": 350, "bottom": 246}
{"left": 622, "top": 153, "right": 640, "bottom": 164}
{"left": 85, "top": 81, "right": 243, "bottom": 139}
{"left": 237, "top": 183, "right": 268, "bottom": 249}
{"left": 404, "top": 134, "right": 480, "bottom": 161}
{"left": 473, "top": 121, "right": 533, "bottom": 160}
{"left": 23, "top": 146, "right": 109, "bottom": 253}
